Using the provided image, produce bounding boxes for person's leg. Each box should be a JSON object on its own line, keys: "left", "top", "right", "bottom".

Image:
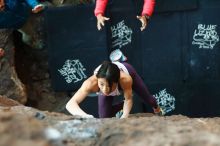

{"left": 0, "top": 3, "right": 30, "bottom": 29}
{"left": 112, "top": 101, "right": 124, "bottom": 115}
{"left": 0, "top": 11, "right": 25, "bottom": 29}
{"left": 122, "top": 62, "right": 158, "bottom": 109}
{"left": 25, "top": 0, "right": 39, "bottom": 8}
{"left": 98, "top": 94, "right": 114, "bottom": 118}
{"left": 25, "top": 0, "right": 44, "bottom": 13}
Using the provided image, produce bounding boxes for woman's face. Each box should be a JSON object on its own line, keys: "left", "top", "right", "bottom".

{"left": 97, "top": 78, "right": 117, "bottom": 95}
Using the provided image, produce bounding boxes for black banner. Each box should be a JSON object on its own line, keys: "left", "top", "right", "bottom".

{"left": 44, "top": 0, "right": 220, "bottom": 117}
{"left": 44, "top": 5, "right": 108, "bottom": 91}
{"left": 106, "top": 0, "right": 142, "bottom": 73}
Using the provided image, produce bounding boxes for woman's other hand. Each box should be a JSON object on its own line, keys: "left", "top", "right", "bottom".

{"left": 96, "top": 14, "right": 110, "bottom": 30}
{"left": 136, "top": 15, "right": 148, "bottom": 31}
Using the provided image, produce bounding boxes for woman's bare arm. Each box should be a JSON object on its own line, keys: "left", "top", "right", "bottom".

{"left": 66, "top": 75, "right": 98, "bottom": 118}
{"left": 120, "top": 73, "right": 133, "bottom": 118}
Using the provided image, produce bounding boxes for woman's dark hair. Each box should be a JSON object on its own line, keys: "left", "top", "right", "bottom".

{"left": 96, "top": 61, "right": 120, "bottom": 89}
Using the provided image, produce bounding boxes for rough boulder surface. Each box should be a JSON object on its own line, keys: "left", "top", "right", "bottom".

{"left": 1, "top": 98, "right": 220, "bottom": 146}
{"left": 1, "top": 1, "right": 220, "bottom": 146}
{"left": 0, "top": 29, "right": 27, "bottom": 104}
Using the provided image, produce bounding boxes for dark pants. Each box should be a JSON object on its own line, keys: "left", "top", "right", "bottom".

{"left": 98, "top": 62, "right": 158, "bottom": 118}
{"left": 0, "top": 3, "right": 30, "bottom": 29}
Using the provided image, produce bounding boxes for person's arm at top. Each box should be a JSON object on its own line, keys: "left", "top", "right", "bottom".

{"left": 137, "top": 0, "right": 155, "bottom": 31}
{"left": 94, "top": 0, "right": 110, "bottom": 30}
{"left": 94, "top": 0, "right": 108, "bottom": 16}
{"left": 120, "top": 75, "right": 133, "bottom": 118}
{"left": 66, "top": 76, "right": 97, "bottom": 118}
{"left": 142, "top": 0, "right": 155, "bottom": 17}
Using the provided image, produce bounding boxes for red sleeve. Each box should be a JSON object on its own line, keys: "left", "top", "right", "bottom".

{"left": 94, "top": 0, "right": 108, "bottom": 16}
{"left": 141, "top": 0, "right": 155, "bottom": 16}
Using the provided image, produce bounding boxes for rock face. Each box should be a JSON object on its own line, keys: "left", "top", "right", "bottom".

{"left": 0, "top": 29, "right": 27, "bottom": 104}
{"left": 1, "top": 2, "right": 220, "bottom": 145}
{"left": 1, "top": 98, "right": 220, "bottom": 146}
{"left": 0, "top": 95, "right": 21, "bottom": 106}
{"left": 0, "top": 1, "right": 95, "bottom": 112}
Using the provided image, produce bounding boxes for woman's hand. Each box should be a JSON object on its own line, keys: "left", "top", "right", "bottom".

{"left": 120, "top": 114, "right": 129, "bottom": 119}
{"left": 81, "top": 114, "right": 94, "bottom": 118}
{"left": 96, "top": 14, "right": 110, "bottom": 30}
{"left": 136, "top": 15, "right": 148, "bottom": 31}
{"left": 66, "top": 76, "right": 98, "bottom": 118}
